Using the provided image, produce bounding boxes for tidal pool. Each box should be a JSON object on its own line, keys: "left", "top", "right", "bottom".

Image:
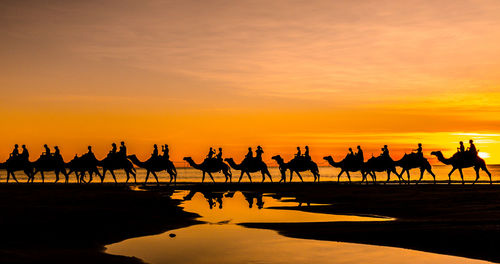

{"left": 106, "top": 191, "right": 492, "bottom": 264}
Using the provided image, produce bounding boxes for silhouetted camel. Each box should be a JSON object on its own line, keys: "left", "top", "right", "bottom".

{"left": 431, "top": 151, "right": 491, "bottom": 184}
{"left": 364, "top": 156, "right": 402, "bottom": 184}
{"left": 66, "top": 155, "right": 102, "bottom": 183}
{"left": 0, "top": 157, "right": 34, "bottom": 183}
{"left": 271, "top": 155, "right": 320, "bottom": 182}
{"left": 395, "top": 153, "right": 435, "bottom": 184}
{"left": 323, "top": 156, "right": 370, "bottom": 183}
{"left": 128, "top": 155, "right": 177, "bottom": 184}
{"left": 183, "top": 157, "right": 232, "bottom": 183}
{"left": 97, "top": 155, "right": 136, "bottom": 183}
{"left": 224, "top": 157, "right": 272, "bottom": 183}
{"left": 32, "top": 155, "right": 69, "bottom": 183}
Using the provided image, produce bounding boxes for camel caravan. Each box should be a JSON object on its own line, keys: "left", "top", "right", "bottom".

{"left": 0, "top": 140, "right": 493, "bottom": 184}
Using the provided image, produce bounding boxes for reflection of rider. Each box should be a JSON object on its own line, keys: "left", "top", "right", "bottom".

{"left": 162, "top": 144, "right": 170, "bottom": 159}
{"left": 10, "top": 144, "right": 19, "bottom": 157}
{"left": 152, "top": 144, "right": 159, "bottom": 158}
{"left": 356, "top": 146, "right": 364, "bottom": 161}
{"left": 246, "top": 147, "right": 253, "bottom": 159}
{"left": 216, "top": 148, "right": 223, "bottom": 161}
{"left": 256, "top": 146, "right": 264, "bottom": 160}
{"left": 468, "top": 139, "right": 477, "bottom": 156}
{"left": 207, "top": 147, "right": 215, "bottom": 159}
{"left": 119, "top": 141, "right": 127, "bottom": 158}
{"left": 20, "top": 145, "right": 29, "bottom": 160}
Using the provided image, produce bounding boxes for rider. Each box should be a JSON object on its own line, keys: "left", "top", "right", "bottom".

{"left": 246, "top": 147, "right": 253, "bottom": 159}
{"left": 413, "top": 143, "right": 423, "bottom": 157}
{"left": 304, "top": 146, "right": 311, "bottom": 160}
{"left": 152, "top": 144, "right": 159, "bottom": 158}
{"left": 381, "top": 145, "right": 389, "bottom": 157}
{"left": 87, "top": 146, "right": 95, "bottom": 159}
{"left": 108, "top": 143, "right": 117, "bottom": 157}
{"left": 256, "top": 146, "right": 264, "bottom": 160}
{"left": 295, "top": 147, "right": 301, "bottom": 158}
{"left": 356, "top": 145, "right": 364, "bottom": 162}
{"left": 207, "top": 147, "right": 215, "bottom": 159}
{"left": 468, "top": 139, "right": 477, "bottom": 156}
{"left": 216, "top": 147, "right": 223, "bottom": 161}
{"left": 162, "top": 144, "right": 170, "bottom": 160}
{"left": 457, "top": 141, "right": 465, "bottom": 153}
{"left": 20, "top": 145, "right": 29, "bottom": 160}
{"left": 10, "top": 144, "right": 19, "bottom": 158}
{"left": 119, "top": 141, "right": 127, "bottom": 158}
{"left": 53, "top": 146, "right": 62, "bottom": 160}
{"left": 347, "top": 147, "right": 354, "bottom": 158}
{"left": 43, "top": 144, "right": 51, "bottom": 156}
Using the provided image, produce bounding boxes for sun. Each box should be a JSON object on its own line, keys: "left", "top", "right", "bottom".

{"left": 478, "top": 152, "right": 490, "bottom": 159}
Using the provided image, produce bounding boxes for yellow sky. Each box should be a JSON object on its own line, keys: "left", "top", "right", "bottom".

{"left": 0, "top": 0, "right": 499, "bottom": 164}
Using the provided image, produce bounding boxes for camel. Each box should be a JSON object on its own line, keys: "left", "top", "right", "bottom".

{"left": 32, "top": 155, "right": 69, "bottom": 183}
{"left": 183, "top": 157, "right": 232, "bottom": 183}
{"left": 395, "top": 153, "right": 435, "bottom": 184}
{"left": 224, "top": 157, "right": 273, "bottom": 183}
{"left": 364, "top": 156, "right": 402, "bottom": 184}
{"left": 431, "top": 151, "right": 491, "bottom": 184}
{"left": 0, "top": 157, "right": 34, "bottom": 183}
{"left": 66, "top": 155, "right": 102, "bottom": 183}
{"left": 97, "top": 155, "right": 136, "bottom": 183}
{"left": 323, "top": 155, "right": 369, "bottom": 183}
{"left": 271, "top": 155, "right": 320, "bottom": 182}
{"left": 128, "top": 155, "right": 177, "bottom": 184}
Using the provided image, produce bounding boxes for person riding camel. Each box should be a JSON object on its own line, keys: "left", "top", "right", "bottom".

{"left": 20, "top": 145, "right": 29, "bottom": 161}
{"left": 468, "top": 139, "right": 477, "bottom": 156}
{"left": 152, "top": 144, "right": 159, "bottom": 158}
{"left": 246, "top": 147, "right": 253, "bottom": 160}
{"left": 413, "top": 143, "right": 423, "bottom": 158}
{"left": 256, "top": 146, "right": 264, "bottom": 160}
{"left": 53, "top": 146, "right": 62, "bottom": 161}
{"left": 118, "top": 141, "right": 127, "bottom": 158}
{"left": 43, "top": 144, "right": 51, "bottom": 157}
{"left": 10, "top": 144, "right": 19, "bottom": 158}
{"left": 108, "top": 143, "right": 117, "bottom": 158}
{"left": 457, "top": 141, "right": 465, "bottom": 153}
{"left": 207, "top": 147, "right": 215, "bottom": 159}
{"left": 346, "top": 147, "right": 354, "bottom": 159}
{"left": 381, "top": 145, "right": 389, "bottom": 158}
{"left": 356, "top": 145, "right": 364, "bottom": 162}
{"left": 216, "top": 147, "right": 223, "bottom": 161}
{"left": 295, "top": 147, "right": 301, "bottom": 158}
{"left": 162, "top": 144, "right": 170, "bottom": 160}
{"left": 86, "top": 146, "right": 95, "bottom": 159}
{"left": 304, "top": 146, "right": 311, "bottom": 160}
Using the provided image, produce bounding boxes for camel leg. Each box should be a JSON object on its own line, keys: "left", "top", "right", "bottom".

{"left": 152, "top": 171, "right": 159, "bottom": 185}
{"left": 6, "top": 171, "right": 10, "bottom": 183}
{"left": 345, "top": 171, "right": 351, "bottom": 183}
{"left": 207, "top": 172, "right": 215, "bottom": 183}
{"left": 386, "top": 171, "right": 390, "bottom": 184}
{"left": 428, "top": 168, "right": 436, "bottom": 184}
{"left": 110, "top": 170, "right": 117, "bottom": 184}
{"left": 144, "top": 171, "right": 150, "bottom": 184}
{"left": 11, "top": 171, "right": 19, "bottom": 183}
{"left": 458, "top": 168, "right": 464, "bottom": 185}
{"left": 296, "top": 171, "right": 304, "bottom": 182}
{"left": 406, "top": 170, "right": 411, "bottom": 184}
{"left": 246, "top": 172, "right": 252, "bottom": 183}
{"left": 448, "top": 167, "right": 456, "bottom": 184}
{"left": 482, "top": 165, "right": 492, "bottom": 184}
{"left": 417, "top": 168, "right": 425, "bottom": 184}
{"left": 130, "top": 170, "right": 137, "bottom": 184}
{"left": 315, "top": 171, "right": 320, "bottom": 182}
{"left": 238, "top": 171, "right": 244, "bottom": 183}
{"left": 54, "top": 171, "right": 59, "bottom": 183}
{"left": 289, "top": 171, "right": 294, "bottom": 182}
{"left": 337, "top": 170, "right": 344, "bottom": 182}
{"left": 261, "top": 171, "right": 266, "bottom": 183}
{"left": 202, "top": 172, "right": 206, "bottom": 183}
{"left": 473, "top": 166, "right": 480, "bottom": 184}
{"left": 40, "top": 171, "right": 45, "bottom": 183}
{"left": 371, "top": 171, "right": 377, "bottom": 184}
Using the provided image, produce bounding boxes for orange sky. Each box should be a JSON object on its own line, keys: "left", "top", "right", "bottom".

{"left": 0, "top": 0, "right": 499, "bottom": 164}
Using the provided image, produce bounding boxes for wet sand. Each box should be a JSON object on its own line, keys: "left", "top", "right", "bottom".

{"left": 2, "top": 182, "right": 500, "bottom": 263}
{"left": 0, "top": 184, "right": 200, "bottom": 264}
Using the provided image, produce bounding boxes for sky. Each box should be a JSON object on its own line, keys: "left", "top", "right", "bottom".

{"left": 0, "top": 0, "right": 499, "bottom": 165}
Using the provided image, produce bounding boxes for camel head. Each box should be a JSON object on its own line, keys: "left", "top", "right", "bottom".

{"left": 323, "top": 156, "right": 333, "bottom": 162}
{"left": 430, "top": 151, "right": 442, "bottom": 157}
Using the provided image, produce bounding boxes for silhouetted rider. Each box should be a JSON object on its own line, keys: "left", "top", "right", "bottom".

{"left": 20, "top": 145, "right": 29, "bottom": 160}
{"left": 246, "top": 147, "right": 253, "bottom": 159}
{"left": 457, "top": 141, "right": 465, "bottom": 153}
{"left": 43, "top": 144, "right": 51, "bottom": 156}
{"left": 295, "top": 147, "right": 301, "bottom": 158}
{"left": 216, "top": 147, "right": 223, "bottom": 161}
{"left": 108, "top": 143, "right": 117, "bottom": 158}
{"left": 152, "top": 144, "right": 159, "bottom": 158}
{"left": 356, "top": 146, "right": 364, "bottom": 161}
{"left": 207, "top": 147, "right": 215, "bottom": 159}
{"left": 53, "top": 146, "right": 62, "bottom": 161}
{"left": 256, "top": 146, "right": 264, "bottom": 160}
{"left": 304, "top": 146, "right": 310, "bottom": 160}
{"left": 381, "top": 145, "right": 389, "bottom": 157}
{"left": 86, "top": 146, "right": 95, "bottom": 159}
{"left": 10, "top": 144, "right": 19, "bottom": 157}
{"left": 413, "top": 143, "right": 423, "bottom": 158}
{"left": 162, "top": 144, "right": 170, "bottom": 159}
{"left": 119, "top": 141, "right": 127, "bottom": 158}
{"left": 347, "top": 147, "right": 354, "bottom": 158}
{"left": 468, "top": 139, "right": 477, "bottom": 156}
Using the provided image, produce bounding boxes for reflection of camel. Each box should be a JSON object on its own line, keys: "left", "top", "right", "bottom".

{"left": 183, "top": 157, "right": 232, "bottom": 183}
{"left": 128, "top": 155, "right": 177, "bottom": 184}
{"left": 271, "top": 155, "right": 320, "bottom": 182}
{"left": 98, "top": 156, "right": 136, "bottom": 183}
{"left": 32, "top": 156, "right": 69, "bottom": 183}
{"left": 66, "top": 155, "right": 102, "bottom": 183}
{"left": 364, "top": 156, "right": 402, "bottom": 184}
{"left": 395, "top": 153, "right": 435, "bottom": 184}
{"left": 323, "top": 156, "right": 368, "bottom": 183}
{"left": 431, "top": 151, "right": 491, "bottom": 184}
{"left": 224, "top": 158, "right": 272, "bottom": 183}
{"left": 0, "top": 158, "right": 34, "bottom": 183}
